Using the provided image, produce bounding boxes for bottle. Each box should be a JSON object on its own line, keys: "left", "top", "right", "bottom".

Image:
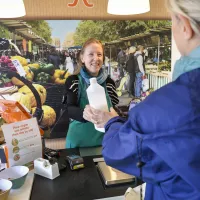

{"left": 86, "top": 78, "right": 108, "bottom": 132}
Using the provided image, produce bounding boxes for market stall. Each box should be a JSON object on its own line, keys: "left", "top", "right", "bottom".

{"left": 0, "top": 38, "right": 72, "bottom": 141}
{"left": 104, "top": 26, "right": 172, "bottom": 92}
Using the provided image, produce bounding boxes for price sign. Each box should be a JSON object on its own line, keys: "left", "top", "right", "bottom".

{"left": 1, "top": 118, "right": 42, "bottom": 167}
{"left": 12, "top": 59, "right": 26, "bottom": 77}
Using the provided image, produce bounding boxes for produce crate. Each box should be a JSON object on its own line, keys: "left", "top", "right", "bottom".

{"left": 35, "top": 83, "right": 68, "bottom": 139}
{"left": 42, "top": 83, "right": 65, "bottom": 115}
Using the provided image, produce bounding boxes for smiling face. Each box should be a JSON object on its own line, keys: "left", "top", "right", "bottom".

{"left": 81, "top": 42, "right": 104, "bottom": 76}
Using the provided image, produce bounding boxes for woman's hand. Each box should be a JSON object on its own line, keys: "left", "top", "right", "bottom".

{"left": 83, "top": 105, "right": 119, "bottom": 128}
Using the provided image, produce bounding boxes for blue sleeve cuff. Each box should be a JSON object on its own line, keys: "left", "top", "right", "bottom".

{"left": 105, "top": 116, "right": 126, "bottom": 131}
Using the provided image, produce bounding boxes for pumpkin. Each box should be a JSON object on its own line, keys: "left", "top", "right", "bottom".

{"left": 18, "top": 84, "right": 47, "bottom": 107}
{"left": 11, "top": 66, "right": 34, "bottom": 86}
{"left": 32, "top": 105, "right": 56, "bottom": 127}
{"left": 53, "top": 69, "right": 70, "bottom": 84}
{"left": 11, "top": 92, "right": 32, "bottom": 111}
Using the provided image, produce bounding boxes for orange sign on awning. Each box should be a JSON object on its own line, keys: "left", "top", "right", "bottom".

{"left": 22, "top": 39, "right": 27, "bottom": 51}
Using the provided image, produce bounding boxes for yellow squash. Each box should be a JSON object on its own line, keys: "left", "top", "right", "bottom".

{"left": 18, "top": 84, "right": 47, "bottom": 107}
{"left": 11, "top": 56, "right": 28, "bottom": 66}
{"left": 53, "top": 69, "right": 70, "bottom": 84}
{"left": 32, "top": 105, "right": 56, "bottom": 127}
{"left": 11, "top": 66, "right": 34, "bottom": 86}
{"left": 11, "top": 92, "right": 32, "bottom": 111}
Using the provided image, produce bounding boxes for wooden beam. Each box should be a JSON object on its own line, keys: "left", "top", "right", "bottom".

{"left": 17, "top": 0, "right": 170, "bottom": 20}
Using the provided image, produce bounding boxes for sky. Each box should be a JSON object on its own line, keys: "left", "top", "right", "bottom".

{"left": 46, "top": 20, "right": 80, "bottom": 45}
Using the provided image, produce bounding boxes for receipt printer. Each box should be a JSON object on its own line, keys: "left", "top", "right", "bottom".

{"left": 34, "top": 158, "right": 60, "bottom": 180}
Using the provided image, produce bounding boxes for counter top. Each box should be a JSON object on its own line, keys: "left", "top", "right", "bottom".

{"left": 30, "top": 148, "right": 137, "bottom": 200}
{"left": 8, "top": 170, "right": 34, "bottom": 200}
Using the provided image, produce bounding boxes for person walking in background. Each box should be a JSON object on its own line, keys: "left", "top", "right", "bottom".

{"left": 60, "top": 50, "right": 66, "bottom": 66}
{"left": 103, "top": 56, "right": 110, "bottom": 74}
{"left": 143, "top": 47, "right": 148, "bottom": 62}
{"left": 125, "top": 46, "right": 137, "bottom": 97}
{"left": 134, "top": 45, "right": 145, "bottom": 98}
{"left": 47, "top": 47, "right": 61, "bottom": 69}
{"left": 117, "top": 47, "right": 127, "bottom": 78}
{"left": 65, "top": 52, "right": 74, "bottom": 74}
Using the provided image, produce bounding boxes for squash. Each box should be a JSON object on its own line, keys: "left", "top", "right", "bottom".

{"left": 11, "top": 66, "right": 34, "bottom": 86}
{"left": 32, "top": 105, "right": 56, "bottom": 127}
{"left": 27, "top": 63, "right": 41, "bottom": 76}
{"left": 11, "top": 92, "right": 32, "bottom": 111}
{"left": 18, "top": 84, "right": 47, "bottom": 107}
{"left": 28, "top": 63, "right": 40, "bottom": 68}
{"left": 53, "top": 69, "right": 70, "bottom": 84}
{"left": 11, "top": 56, "right": 28, "bottom": 66}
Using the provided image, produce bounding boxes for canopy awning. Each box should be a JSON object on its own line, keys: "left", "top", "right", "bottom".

{"left": 68, "top": 46, "right": 82, "bottom": 50}
{"left": 0, "top": 20, "right": 47, "bottom": 45}
{"left": 105, "top": 26, "right": 171, "bottom": 46}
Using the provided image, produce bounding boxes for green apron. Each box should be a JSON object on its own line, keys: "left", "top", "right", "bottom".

{"left": 66, "top": 75, "right": 112, "bottom": 148}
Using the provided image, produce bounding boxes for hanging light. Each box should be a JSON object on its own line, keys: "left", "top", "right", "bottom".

{"left": 107, "top": 0, "right": 150, "bottom": 15}
{"left": 0, "top": 0, "right": 26, "bottom": 18}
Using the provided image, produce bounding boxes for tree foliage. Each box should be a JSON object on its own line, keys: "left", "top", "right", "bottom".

{"left": 0, "top": 25, "right": 10, "bottom": 38}
{"left": 74, "top": 20, "right": 171, "bottom": 45}
{"left": 26, "top": 20, "right": 52, "bottom": 43}
{"left": 63, "top": 32, "right": 75, "bottom": 48}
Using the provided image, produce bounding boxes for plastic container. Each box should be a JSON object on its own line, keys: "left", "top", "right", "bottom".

{"left": 86, "top": 78, "right": 108, "bottom": 132}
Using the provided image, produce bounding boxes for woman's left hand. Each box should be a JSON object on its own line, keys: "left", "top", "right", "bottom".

{"left": 83, "top": 105, "right": 119, "bottom": 128}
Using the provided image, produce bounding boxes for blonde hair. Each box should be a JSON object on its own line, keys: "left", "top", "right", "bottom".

{"left": 166, "top": 0, "right": 200, "bottom": 35}
{"left": 73, "top": 38, "right": 104, "bottom": 75}
{"left": 129, "top": 46, "right": 136, "bottom": 54}
{"left": 137, "top": 45, "right": 144, "bottom": 51}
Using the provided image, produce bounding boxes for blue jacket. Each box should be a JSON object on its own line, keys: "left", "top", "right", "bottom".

{"left": 103, "top": 69, "right": 200, "bottom": 200}
{"left": 48, "top": 54, "right": 61, "bottom": 69}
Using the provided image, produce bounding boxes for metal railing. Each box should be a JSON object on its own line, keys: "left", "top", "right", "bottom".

{"left": 146, "top": 71, "right": 172, "bottom": 90}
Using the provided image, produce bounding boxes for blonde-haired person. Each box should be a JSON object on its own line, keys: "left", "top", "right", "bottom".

{"left": 63, "top": 38, "right": 119, "bottom": 148}
{"left": 125, "top": 46, "right": 137, "bottom": 97}
{"left": 83, "top": 0, "right": 200, "bottom": 199}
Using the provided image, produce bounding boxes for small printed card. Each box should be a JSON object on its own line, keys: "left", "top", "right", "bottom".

{"left": 1, "top": 118, "right": 42, "bottom": 167}
{"left": 12, "top": 59, "right": 26, "bottom": 77}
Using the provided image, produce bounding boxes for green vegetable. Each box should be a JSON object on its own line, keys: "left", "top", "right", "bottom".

{"left": 28, "top": 65, "right": 41, "bottom": 76}
{"left": 35, "top": 72, "right": 51, "bottom": 83}
{"left": 0, "top": 73, "right": 12, "bottom": 87}
{"left": 40, "top": 64, "right": 55, "bottom": 75}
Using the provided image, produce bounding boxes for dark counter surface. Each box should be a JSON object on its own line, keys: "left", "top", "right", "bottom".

{"left": 30, "top": 148, "right": 137, "bottom": 200}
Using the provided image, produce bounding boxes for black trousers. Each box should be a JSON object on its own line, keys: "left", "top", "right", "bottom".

{"left": 118, "top": 64, "right": 124, "bottom": 78}
{"left": 129, "top": 72, "right": 136, "bottom": 96}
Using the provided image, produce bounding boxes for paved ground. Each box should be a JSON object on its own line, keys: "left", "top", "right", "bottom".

{"left": 118, "top": 91, "right": 132, "bottom": 106}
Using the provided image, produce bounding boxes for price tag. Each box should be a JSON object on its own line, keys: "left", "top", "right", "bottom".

{"left": 12, "top": 59, "right": 26, "bottom": 77}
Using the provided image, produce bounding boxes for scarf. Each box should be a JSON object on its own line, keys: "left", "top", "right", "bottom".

{"left": 172, "top": 46, "right": 200, "bottom": 81}
{"left": 80, "top": 66, "right": 108, "bottom": 85}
